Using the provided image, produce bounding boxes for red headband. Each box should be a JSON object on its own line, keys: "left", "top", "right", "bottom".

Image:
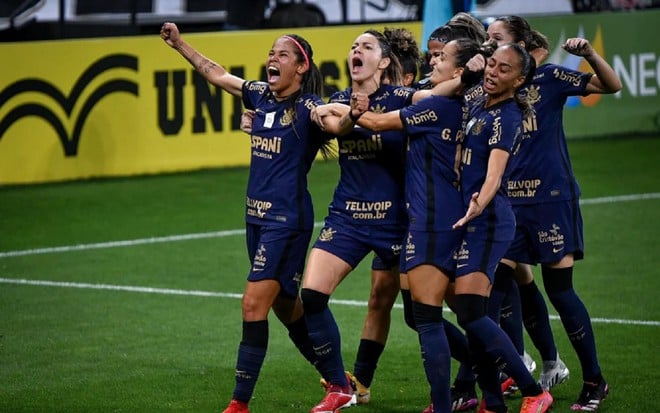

{"left": 283, "top": 35, "right": 310, "bottom": 70}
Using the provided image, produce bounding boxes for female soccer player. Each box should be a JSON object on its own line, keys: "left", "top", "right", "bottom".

{"left": 300, "top": 29, "right": 415, "bottom": 413}
{"left": 160, "top": 22, "right": 332, "bottom": 413}
{"left": 349, "top": 37, "right": 483, "bottom": 413}
{"left": 341, "top": 26, "right": 422, "bottom": 406}
{"left": 449, "top": 43, "right": 553, "bottom": 413}
{"left": 239, "top": 28, "right": 419, "bottom": 407}
{"left": 485, "top": 15, "right": 621, "bottom": 411}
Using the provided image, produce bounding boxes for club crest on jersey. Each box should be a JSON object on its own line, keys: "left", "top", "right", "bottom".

{"left": 280, "top": 108, "right": 294, "bottom": 126}
{"left": 525, "top": 85, "right": 542, "bottom": 105}
{"left": 371, "top": 103, "right": 386, "bottom": 114}
{"left": 466, "top": 117, "right": 486, "bottom": 135}
{"left": 318, "top": 227, "right": 336, "bottom": 242}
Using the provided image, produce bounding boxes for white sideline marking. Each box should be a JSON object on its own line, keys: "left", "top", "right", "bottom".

{"left": 1, "top": 192, "right": 659, "bottom": 259}
{"left": 579, "top": 192, "right": 660, "bottom": 204}
{"left": 0, "top": 229, "right": 245, "bottom": 258}
{"left": 1, "top": 277, "right": 658, "bottom": 327}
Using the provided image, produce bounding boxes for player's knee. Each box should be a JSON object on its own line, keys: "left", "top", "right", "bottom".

{"left": 412, "top": 301, "right": 443, "bottom": 325}
{"left": 493, "top": 262, "right": 515, "bottom": 293}
{"left": 368, "top": 288, "right": 398, "bottom": 313}
{"left": 454, "top": 294, "right": 488, "bottom": 330}
{"left": 300, "top": 288, "right": 329, "bottom": 314}
{"left": 241, "top": 293, "right": 267, "bottom": 319}
{"left": 541, "top": 266, "right": 574, "bottom": 295}
{"left": 400, "top": 289, "right": 417, "bottom": 331}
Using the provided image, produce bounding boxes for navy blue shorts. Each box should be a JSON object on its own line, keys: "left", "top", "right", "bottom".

{"left": 504, "top": 199, "right": 584, "bottom": 265}
{"left": 312, "top": 213, "right": 405, "bottom": 269}
{"left": 371, "top": 254, "right": 389, "bottom": 271}
{"left": 245, "top": 223, "right": 312, "bottom": 299}
{"left": 455, "top": 206, "right": 515, "bottom": 281}
{"left": 402, "top": 229, "right": 463, "bottom": 277}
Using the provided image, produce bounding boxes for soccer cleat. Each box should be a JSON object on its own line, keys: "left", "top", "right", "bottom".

{"left": 346, "top": 371, "right": 371, "bottom": 404}
{"left": 523, "top": 351, "right": 537, "bottom": 374}
{"left": 451, "top": 385, "right": 479, "bottom": 411}
{"left": 422, "top": 404, "right": 433, "bottom": 413}
{"left": 570, "top": 379, "right": 608, "bottom": 411}
{"left": 311, "top": 385, "right": 356, "bottom": 413}
{"left": 320, "top": 372, "right": 355, "bottom": 393}
{"left": 519, "top": 390, "right": 553, "bottom": 413}
{"left": 222, "top": 399, "right": 249, "bottom": 413}
{"left": 538, "top": 355, "right": 570, "bottom": 391}
{"left": 500, "top": 376, "right": 517, "bottom": 396}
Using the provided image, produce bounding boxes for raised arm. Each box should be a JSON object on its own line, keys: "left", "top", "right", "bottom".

{"left": 562, "top": 38, "right": 622, "bottom": 94}
{"left": 161, "top": 22, "right": 245, "bottom": 97}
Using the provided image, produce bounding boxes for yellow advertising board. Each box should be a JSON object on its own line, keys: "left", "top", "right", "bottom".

{"left": 0, "top": 23, "right": 422, "bottom": 184}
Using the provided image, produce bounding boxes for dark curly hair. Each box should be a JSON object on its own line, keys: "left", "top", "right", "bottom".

{"left": 383, "top": 27, "right": 423, "bottom": 83}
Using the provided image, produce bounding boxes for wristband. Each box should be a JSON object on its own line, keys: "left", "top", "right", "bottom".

{"left": 349, "top": 111, "right": 363, "bottom": 122}
{"left": 460, "top": 68, "right": 483, "bottom": 87}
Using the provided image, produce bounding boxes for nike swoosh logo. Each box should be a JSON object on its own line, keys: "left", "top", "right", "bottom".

{"left": 312, "top": 343, "right": 330, "bottom": 351}
{"left": 552, "top": 247, "right": 564, "bottom": 253}
{"left": 405, "top": 256, "right": 414, "bottom": 261}
{"left": 457, "top": 263, "right": 469, "bottom": 268}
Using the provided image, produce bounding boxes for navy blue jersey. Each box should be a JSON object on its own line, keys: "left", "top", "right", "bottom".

{"left": 400, "top": 95, "right": 465, "bottom": 231}
{"left": 327, "top": 85, "right": 414, "bottom": 226}
{"left": 461, "top": 97, "right": 523, "bottom": 207}
{"left": 241, "top": 81, "right": 327, "bottom": 230}
{"left": 507, "top": 64, "right": 592, "bottom": 204}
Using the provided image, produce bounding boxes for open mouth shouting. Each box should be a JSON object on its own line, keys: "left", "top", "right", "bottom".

{"left": 267, "top": 65, "right": 281, "bottom": 84}
{"left": 350, "top": 56, "right": 364, "bottom": 77}
{"left": 483, "top": 75, "right": 497, "bottom": 93}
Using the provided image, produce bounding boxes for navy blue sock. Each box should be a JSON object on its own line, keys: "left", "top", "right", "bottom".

{"left": 519, "top": 281, "right": 557, "bottom": 361}
{"left": 468, "top": 333, "right": 504, "bottom": 409}
{"left": 442, "top": 319, "right": 475, "bottom": 382}
{"left": 543, "top": 266, "right": 601, "bottom": 381}
{"left": 455, "top": 363, "right": 476, "bottom": 384}
{"left": 353, "top": 339, "right": 384, "bottom": 387}
{"left": 413, "top": 301, "right": 451, "bottom": 412}
{"left": 286, "top": 315, "right": 318, "bottom": 366}
{"left": 490, "top": 264, "right": 525, "bottom": 356}
{"left": 443, "top": 319, "right": 469, "bottom": 364}
{"left": 301, "top": 288, "right": 347, "bottom": 386}
{"left": 232, "top": 320, "right": 268, "bottom": 403}
{"left": 463, "top": 315, "right": 539, "bottom": 395}
{"left": 488, "top": 264, "right": 514, "bottom": 321}
{"left": 400, "top": 289, "right": 417, "bottom": 331}
{"left": 500, "top": 282, "right": 525, "bottom": 355}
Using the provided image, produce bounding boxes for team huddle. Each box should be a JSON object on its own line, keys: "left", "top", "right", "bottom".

{"left": 160, "top": 11, "right": 621, "bottom": 413}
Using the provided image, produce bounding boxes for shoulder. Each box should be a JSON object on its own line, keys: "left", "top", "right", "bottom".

{"left": 298, "top": 93, "right": 324, "bottom": 111}
{"left": 244, "top": 80, "right": 270, "bottom": 95}
{"left": 500, "top": 100, "right": 523, "bottom": 119}
{"left": 536, "top": 64, "right": 588, "bottom": 85}
{"left": 329, "top": 88, "right": 351, "bottom": 104}
{"left": 387, "top": 84, "right": 416, "bottom": 100}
